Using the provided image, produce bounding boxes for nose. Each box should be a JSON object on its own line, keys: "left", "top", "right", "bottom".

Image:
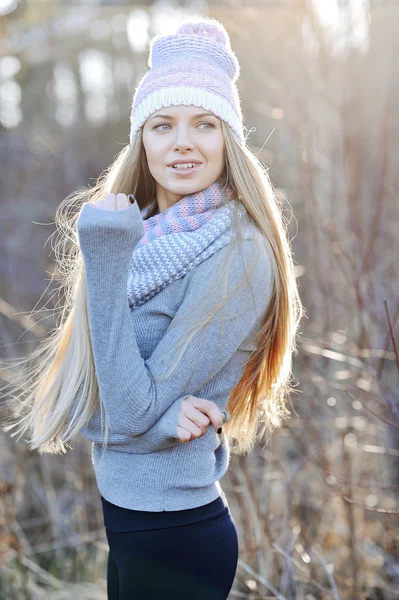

{"left": 172, "top": 126, "right": 194, "bottom": 152}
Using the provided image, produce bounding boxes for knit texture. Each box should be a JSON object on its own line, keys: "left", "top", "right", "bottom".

{"left": 75, "top": 187, "right": 274, "bottom": 511}
{"left": 128, "top": 181, "right": 246, "bottom": 308}
{"left": 129, "top": 17, "right": 245, "bottom": 145}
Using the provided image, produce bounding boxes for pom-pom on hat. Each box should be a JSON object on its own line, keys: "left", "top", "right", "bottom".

{"left": 129, "top": 17, "right": 245, "bottom": 145}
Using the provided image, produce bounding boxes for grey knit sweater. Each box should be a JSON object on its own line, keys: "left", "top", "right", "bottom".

{"left": 75, "top": 199, "right": 273, "bottom": 511}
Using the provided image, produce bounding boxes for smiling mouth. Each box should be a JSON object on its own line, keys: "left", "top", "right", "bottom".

{"left": 168, "top": 163, "right": 202, "bottom": 169}
{"left": 167, "top": 163, "right": 203, "bottom": 175}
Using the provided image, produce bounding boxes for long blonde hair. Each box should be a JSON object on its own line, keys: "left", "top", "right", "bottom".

{"left": 1, "top": 121, "right": 304, "bottom": 455}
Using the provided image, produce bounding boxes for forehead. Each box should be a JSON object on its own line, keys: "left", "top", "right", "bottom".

{"left": 148, "top": 105, "right": 218, "bottom": 120}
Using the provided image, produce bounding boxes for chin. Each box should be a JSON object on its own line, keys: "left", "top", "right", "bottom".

{"left": 165, "top": 180, "right": 203, "bottom": 193}
{"left": 169, "top": 177, "right": 216, "bottom": 190}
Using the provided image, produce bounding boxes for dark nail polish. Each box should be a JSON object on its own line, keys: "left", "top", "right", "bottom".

{"left": 128, "top": 194, "right": 136, "bottom": 205}
{"left": 217, "top": 427, "right": 222, "bottom": 434}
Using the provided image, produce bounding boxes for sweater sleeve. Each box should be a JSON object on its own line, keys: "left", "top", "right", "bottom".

{"left": 76, "top": 199, "right": 273, "bottom": 436}
{"left": 73, "top": 340, "right": 255, "bottom": 452}
{"left": 69, "top": 389, "right": 191, "bottom": 450}
{"left": 74, "top": 383, "right": 233, "bottom": 453}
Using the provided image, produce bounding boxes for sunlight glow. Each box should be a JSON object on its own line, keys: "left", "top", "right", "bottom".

{"left": 309, "top": 0, "right": 370, "bottom": 55}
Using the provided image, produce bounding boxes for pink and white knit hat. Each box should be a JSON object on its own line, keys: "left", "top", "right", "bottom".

{"left": 129, "top": 17, "right": 245, "bottom": 146}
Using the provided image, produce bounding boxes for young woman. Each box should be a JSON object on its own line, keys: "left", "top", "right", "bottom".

{"left": 2, "top": 18, "right": 303, "bottom": 600}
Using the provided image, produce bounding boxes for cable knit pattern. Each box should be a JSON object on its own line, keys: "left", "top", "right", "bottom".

{"left": 127, "top": 181, "right": 246, "bottom": 309}
{"left": 129, "top": 17, "right": 245, "bottom": 145}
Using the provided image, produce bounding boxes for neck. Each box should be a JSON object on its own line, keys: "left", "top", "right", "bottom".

{"left": 155, "top": 177, "right": 225, "bottom": 214}
{"left": 155, "top": 183, "right": 187, "bottom": 214}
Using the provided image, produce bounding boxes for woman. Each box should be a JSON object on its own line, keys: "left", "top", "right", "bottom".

{"left": 2, "top": 17, "right": 303, "bottom": 600}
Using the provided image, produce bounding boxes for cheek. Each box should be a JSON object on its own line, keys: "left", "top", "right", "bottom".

{"left": 142, "top": 134, "right": 163, "bottom": 167}
{"left": 145, "top": 148, "right": 164, "bottom": 171}
{"left": 205, "top": 135, "right": 224, "bottom": 162}
{"left": 208, "top": 145, "right": 225, "bottom": 167}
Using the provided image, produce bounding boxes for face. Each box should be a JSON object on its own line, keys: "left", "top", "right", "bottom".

{"left": 142, "top": 104, "right": 225, "bottom": 211}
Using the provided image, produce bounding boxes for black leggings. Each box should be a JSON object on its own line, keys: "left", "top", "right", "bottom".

{"left": 101, "top": 495, "right": 239, "bottom": 599}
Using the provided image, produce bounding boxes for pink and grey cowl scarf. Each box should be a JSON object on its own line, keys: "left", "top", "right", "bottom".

{"left": 127, "top": 180, "right": 248, "bottom": 309}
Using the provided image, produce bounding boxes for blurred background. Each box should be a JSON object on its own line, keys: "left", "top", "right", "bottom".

{"left": 1, "top": 0, "right": 398, "bottom": 598}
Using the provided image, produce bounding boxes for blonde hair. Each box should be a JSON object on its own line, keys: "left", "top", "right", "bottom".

{"left": 1, "top": 121, "right": 304, "bottom": 456}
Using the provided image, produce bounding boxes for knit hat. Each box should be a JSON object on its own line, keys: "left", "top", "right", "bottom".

{"left": 129, "top": 17, "right": 245, "bottom": 146}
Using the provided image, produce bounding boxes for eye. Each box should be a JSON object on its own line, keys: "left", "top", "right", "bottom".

{"left": 153, "top": 122, "right": 215, "bottom": 131}
{"left": 153, "top": 123, "right": 170, "bottom": 131}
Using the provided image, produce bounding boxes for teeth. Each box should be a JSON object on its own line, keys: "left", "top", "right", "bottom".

{"left": 172, "top": 163, "right": 196, "bottom": 169}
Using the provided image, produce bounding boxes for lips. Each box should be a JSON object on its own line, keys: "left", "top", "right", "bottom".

{"left": 168, "top": 160, "right": 202, "bottom": 169}
{"left": 168, "top": 161, "right": 203, "bottom": 167}
{"left": 167, "top": 163, "right": 202, "bottom": 176}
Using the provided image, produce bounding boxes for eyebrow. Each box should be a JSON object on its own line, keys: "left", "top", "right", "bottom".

{"left": 149, "top": 112, "right": 217, "bottom": 120}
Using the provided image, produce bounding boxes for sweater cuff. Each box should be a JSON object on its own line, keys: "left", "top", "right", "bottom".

{"left": 157, "top": 397, "right": 185, "bottom": 440}
{"left": 77, "top": 199, "right": 145, "bottom": 245}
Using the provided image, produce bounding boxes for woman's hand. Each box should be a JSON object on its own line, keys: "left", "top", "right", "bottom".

{"left": 177, "top": 396, "right": 227, "bottom": 443}
{"left": 88, "top": 193, "right": 133, "bottom": 211}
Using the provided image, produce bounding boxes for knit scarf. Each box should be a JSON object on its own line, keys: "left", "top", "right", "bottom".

{"left": 127, "top": 180, "right": 247, "bottom": 309}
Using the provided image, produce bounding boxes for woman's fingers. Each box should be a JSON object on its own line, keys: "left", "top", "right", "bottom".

{"left": 184, "top": 397, "right": 224, "bottom": 432}
{"left": 177, "top": 426, "right": 192, "bottom": 442}
{"left": 182, "top": 401, "right": 211, "bottom": 429}
{"left": 89, "top": 194, "right": 131, "bottom": 211}
{"left": 176, "top": 408, "right": 209, "bottom": 443}
{"left": 180, "top": 412, "right": 207, "bottom": 435}
{"left": 103, "top": 194, "right": 114, "bottom": 211}
{"left": 115, "top": 193, "right": 130, "bottom": 210}
{"left": 176, "top": 397, "right": 227, "bottom": 443}
{"left": 176, "top": 417, "right": 202, "bottom": 443}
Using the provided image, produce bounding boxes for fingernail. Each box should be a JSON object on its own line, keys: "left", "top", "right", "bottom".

{"left": 128, "top": 194, "right": 136, "bottom": 205}
{"left": 217, "top": 427, "right": 222, "bottom": 434}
